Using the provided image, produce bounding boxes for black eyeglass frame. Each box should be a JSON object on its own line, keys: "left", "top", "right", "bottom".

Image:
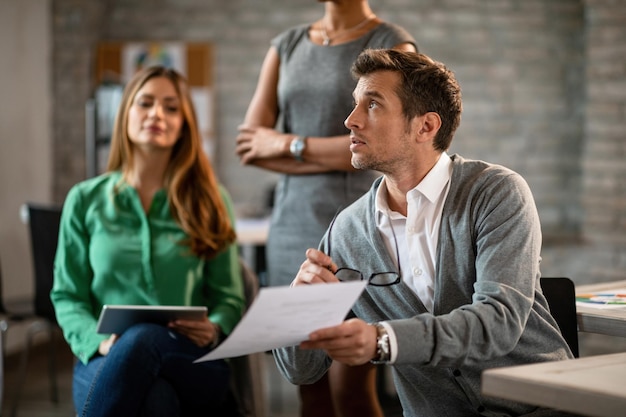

{"left": 325, "top": 211, "right": 402, "bottom": 287}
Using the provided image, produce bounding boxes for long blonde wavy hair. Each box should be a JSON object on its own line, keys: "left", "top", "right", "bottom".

{"left": 106, "top": 66, "right": 236, "bottom": 259}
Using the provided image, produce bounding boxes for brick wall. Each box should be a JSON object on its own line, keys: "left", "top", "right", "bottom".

{"left": 51, "top": 0, "right": 626, "bottom": 284}
{"left": 577, "top": 0, "right": 626, "bottom": 281}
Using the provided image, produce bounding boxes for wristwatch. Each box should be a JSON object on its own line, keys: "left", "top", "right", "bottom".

{"left": 370, "top": 323, "right": 391, "bottom": 364}
{"left": 289, "top": 136, "right": 307, "bottom": 161}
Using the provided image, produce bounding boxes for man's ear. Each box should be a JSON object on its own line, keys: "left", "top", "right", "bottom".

{"left": 414, "top": 112, "right": 442, "bottom": 143}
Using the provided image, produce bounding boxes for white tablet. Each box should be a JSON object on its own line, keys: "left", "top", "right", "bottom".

{"left": 96, "top": 304, "right": 208, "bottom": 334}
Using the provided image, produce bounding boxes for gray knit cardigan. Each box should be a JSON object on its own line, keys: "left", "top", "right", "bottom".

{"left": 274, "top": 154, "right": 574, "bottom": 417}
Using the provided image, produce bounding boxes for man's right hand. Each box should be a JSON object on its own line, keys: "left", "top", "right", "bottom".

{"left": 291, "top": 248, "right": 340, "bottom": 286}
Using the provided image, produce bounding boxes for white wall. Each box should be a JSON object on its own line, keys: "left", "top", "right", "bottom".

{"left": 0, "top": 0, "right": 52, "bottom": 353}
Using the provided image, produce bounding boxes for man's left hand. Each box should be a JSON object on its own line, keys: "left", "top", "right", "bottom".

{"left": 299, "top": 318, "right": 378, "bottom": 366}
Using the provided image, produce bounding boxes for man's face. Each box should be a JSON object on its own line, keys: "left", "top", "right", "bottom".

{"left": 344, "top": 70, "right": 415, "bottom": 174}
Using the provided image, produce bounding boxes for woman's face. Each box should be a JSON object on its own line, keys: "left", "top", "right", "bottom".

{"left": 127, "top": 76, "right": 184, "bottom": 150}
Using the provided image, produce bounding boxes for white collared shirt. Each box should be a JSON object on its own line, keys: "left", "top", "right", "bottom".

{"left": 375, "top": 152, "right": 452, "bottom": 311}
{"left": 375, "top": 152, "right": 452, "bottom": 362}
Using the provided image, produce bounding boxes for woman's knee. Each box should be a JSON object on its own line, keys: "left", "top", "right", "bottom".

{"left": 112, "top": 323, "right": 175, "bottom": 357}
{"left": 119, "top": 322, "right": 167, "bottom": 342}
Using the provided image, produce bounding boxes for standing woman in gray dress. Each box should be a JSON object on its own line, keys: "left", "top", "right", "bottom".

{"left": 236, "top": 1, "right": 416, "bottom": 416}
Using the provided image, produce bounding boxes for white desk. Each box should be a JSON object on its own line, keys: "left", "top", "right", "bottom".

{"left": 482, "top": 352, "right": 626, "bottom": 417}
{"left": 576, "top": 280, "right": 626, "bottom": 338}
{"left": 236, "top": 217, "right": 270, "bottom": 283}
{"left": 236, "top": 217, "right": 270, "bottom": 246}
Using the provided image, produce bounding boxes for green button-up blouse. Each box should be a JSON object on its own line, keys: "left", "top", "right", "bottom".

{"left": 51, "top": 171, "right": 245, "bottom": 364}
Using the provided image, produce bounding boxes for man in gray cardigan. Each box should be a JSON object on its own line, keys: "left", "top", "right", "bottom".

{"left": 273, "top": 49, "right": 575, "bottom": 417}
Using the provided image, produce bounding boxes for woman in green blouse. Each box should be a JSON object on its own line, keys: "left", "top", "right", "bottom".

{"left": 51, "top": 66, "right": 245, "bottom": 416}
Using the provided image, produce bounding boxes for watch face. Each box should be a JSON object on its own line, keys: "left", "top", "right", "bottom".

{"left": 290, "top": 136, "right": 305, "bottom": 160}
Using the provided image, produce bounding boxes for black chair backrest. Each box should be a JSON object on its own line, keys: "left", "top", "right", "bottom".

{"left": 26, "top": 203, "right": 62, "bottom": 323}
{"left": 540, "top": 277, "right": 579, "bottom": 358}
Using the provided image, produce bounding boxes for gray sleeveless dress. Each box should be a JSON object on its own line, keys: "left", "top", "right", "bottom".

{"left": 267, "top": 22, "right": 417, "bottom": 286}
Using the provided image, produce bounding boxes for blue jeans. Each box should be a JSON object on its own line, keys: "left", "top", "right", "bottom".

{"left": 73, "top": 323, "right": 231, "bottom": 417}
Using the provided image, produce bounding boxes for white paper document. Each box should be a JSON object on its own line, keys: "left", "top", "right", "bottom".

{"left": 195, "top": 280, "right": 367, "bottom": 362}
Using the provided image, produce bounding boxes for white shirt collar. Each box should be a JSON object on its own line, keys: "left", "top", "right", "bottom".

{"left": 412, "top": 152, "right": 452, "bottom": 204}
{"left": 375, "top": 152, "right": 452, "bottom": 221}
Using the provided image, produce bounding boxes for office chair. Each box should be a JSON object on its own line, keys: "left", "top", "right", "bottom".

{"left": 1, "top": 249, "right": 59, "bottom": 417}
{"left": 6, "top": 203, "right": 64, "bottom": 417}
{"left": 540, "top": 277, "right": 580, "bottom": 358}
{"left": 0, "top": 252, "right": 40, "bottom": 333}
{"left": 229, "top": 257, "right": 267, "bottom": 417}
{"left": 0, "top": 255, "right": 34, "bottom": 412}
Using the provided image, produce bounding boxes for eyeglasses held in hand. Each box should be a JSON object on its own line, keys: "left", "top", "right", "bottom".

{"left": 326, "top": 211, "right": 401, "bottom": 287}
